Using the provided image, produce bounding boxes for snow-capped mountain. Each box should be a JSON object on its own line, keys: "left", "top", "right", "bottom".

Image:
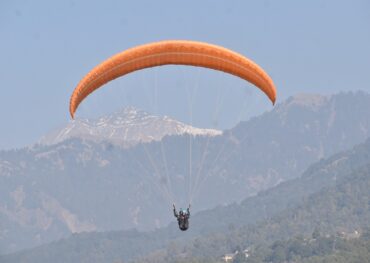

{"left": 3, "top": 91, "right": 370, "bottom": 254}
{"left": 39, "top": 107, "right": 222, "bottom": 146}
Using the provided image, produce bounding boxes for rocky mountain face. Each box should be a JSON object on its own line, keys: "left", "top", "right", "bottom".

{"left": 3, "top": 117, "right": 370, "bottom": 263}
{"left": 39, "top": 107, "right": 221, "bottom": 146}
{"left": 1, "top": 91, "right": 370, "bottom": 254}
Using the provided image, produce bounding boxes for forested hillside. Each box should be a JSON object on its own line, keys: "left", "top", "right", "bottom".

{"left": 2, "top": 133, "right": 370, "bottom": 263}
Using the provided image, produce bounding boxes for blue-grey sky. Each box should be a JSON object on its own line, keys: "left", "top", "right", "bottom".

{"left": 1, "top": 0, "right": 369, "bottom": 149}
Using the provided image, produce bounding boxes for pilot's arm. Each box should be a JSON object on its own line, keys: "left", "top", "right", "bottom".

{"left": 173, "top": 204, "right": 178, "bottom": 218}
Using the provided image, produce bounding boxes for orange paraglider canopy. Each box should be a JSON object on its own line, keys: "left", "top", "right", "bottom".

{"left": 70, "top": 40, "right": 276, "bottom": 118}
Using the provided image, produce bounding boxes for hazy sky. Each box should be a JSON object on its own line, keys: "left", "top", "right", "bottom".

{"left": 1, "top": 0, "right": 369, "bottom": 149}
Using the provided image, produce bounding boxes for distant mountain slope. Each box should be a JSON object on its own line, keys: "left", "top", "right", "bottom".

{"left": 186, "top": 137, "right": 370, "bottom": 234}
{"left": 225, "top": 91, "right": 370, "bottom": 185}
{"left": 136, "top": 145, "right": 370, "bottom": 262}
{"left": 3, "top": 131, "right": 370, "bottom": 263}
{"left": 1, "top": 91, "right": 370, "bottom": 254}
{"left": 39, "top": 107, "right": 221, "bottom": 146}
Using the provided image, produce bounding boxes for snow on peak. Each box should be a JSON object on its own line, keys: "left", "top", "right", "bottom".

{"left": 39, "top": 108, "right": 222, "bottom": 146}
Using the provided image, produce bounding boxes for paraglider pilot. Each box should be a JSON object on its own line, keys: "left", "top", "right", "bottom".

{"left": 173, "top": 204, "right": 190, "bottom": 231}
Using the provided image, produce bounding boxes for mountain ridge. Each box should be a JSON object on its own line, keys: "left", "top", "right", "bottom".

{"left": 3, "top": 129, "right": 370, "bottom": 263}
{"left": 38, "top": 107, "right": 222, "bottom": 147}
{"left": 1, "top": 91, "right": 370, "bottom": 254}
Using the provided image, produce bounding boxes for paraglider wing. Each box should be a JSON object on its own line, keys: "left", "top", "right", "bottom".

{"left": 69, "top": 40, "right": 276, "bottom": 118}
